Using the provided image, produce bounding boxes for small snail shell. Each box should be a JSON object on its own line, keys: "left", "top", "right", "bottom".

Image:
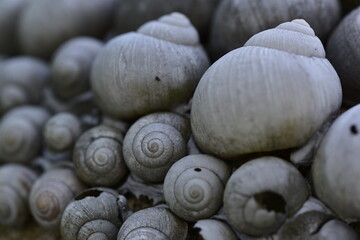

{"left": 0, "top": 164, "right": 38, "bottom": 227}
{"left": 0, "top": 56, "right": 49, "bottom": 114}
{"left": 191, "top": 19, "right": 342, "bottom": 159}
{"left": 193, "top": 219, "right": 238, "bottom": 240}
{"left": 163, "top": 154, "right": 232, "bottom": 221}
{"left": 61, "top": 188, "right": 125, "bottom": 240}
{"left": 0, "top": 106, "right": 50, "bottom": 163}
{"left": 223, "top": 156, "right": 309, "bottom": 236}
{"left": 209, "top": 0, "right": 341, "bottom": 60}
{"left": 29, "top": 167, "right": 86, "bottom": 229}
{"left": 312, "top": 104, "right": 360, "bottom": 220}
{"left": 18, "top": 0, "right": 116, "bottom": 59}
{"left": 73, "top": 125, "right": 127, "bottom": 187}
{"left": 91, "top": 12, "right": 210, "bottom": 120}
{"left": 117, "top": 206, "right": 188, "bottom": 240}
{"left": 43, "top": 112, "right": 82, "bottom": 153}
{"left": 51, "top": 37, "right": 103, "bottom": 100}
{"left": 123, "top": 112, "right": 190, "bottom": 183}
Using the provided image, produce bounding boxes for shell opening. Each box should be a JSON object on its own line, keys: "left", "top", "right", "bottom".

{"left": 75, "top": 189, "right": 102, "bottom": 200}
{"left": 350, "top": 125, "right": 358, "bottom": 135}
{"left": 254, "top": 191, "right": 286, "bottom": 214}
{"left": 194, "top": 168, "right": 201, "bottom": 172}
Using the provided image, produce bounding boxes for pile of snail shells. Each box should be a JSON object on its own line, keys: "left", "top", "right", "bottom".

{"left": 1, "top": 1, "right": 360, "bottom": 239}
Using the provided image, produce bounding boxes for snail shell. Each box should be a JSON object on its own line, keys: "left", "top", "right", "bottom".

{"left": 209, "top": 0, "right": 341, "bottom": 60}
{"left": 91, "top": 12, "right": 210, "bottom": 120}
{"left": 223, "top": 156, "right": 309, "bottom": 236}
{"left": 117, "top": 206, "right": 188, "bottom": 240}
{"left": 51, "top": 37, "right": 103, "bottom": 100}
{"left": 193, "top": 219, "right": 238, "bottom": 240}
{"left": 73, "top": 125, "right": 127, "bottom": 187}
{"left": 43, "top": 112, "right": 82, "bottom": 153}
{"left": 0, "top": 56, "right": 49, "bottom": 114}
{"left": 0, "top": 164, "right": 38, "bottom": 227}
{"left": 0, "top": 106, "right": 50, "bottom": 163}
{"left": 29, "top": 167, "right": 86, "bottom": 229}
{"left": 191, "top": 19, "right": 342, "bottom": 159}
{"left": 123, "top": 112, "right": 190, "bottom": 183}
{"left": 163, "top": 154, "right": 232, "bottom": 221}
{"left": 18, "top": 0, "right": 116, "bottom": 59}
{"left": 312, "top": 104, "right": 360, "bottom": 220}
{"left": 61, "top": 188, "right": 125, "bottom": 240}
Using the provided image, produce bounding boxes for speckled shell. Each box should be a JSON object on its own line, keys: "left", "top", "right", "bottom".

{"left": 123, "top": 112, "right": 190, "bottom": 183}
{"left": 163, "top": 154, "right": 232, "bottom": 221}
{"left": 91, "top": 12, "right": 210, "bottom": 120}
{"left": 209, "top": 0, "right": 341, "bottom": 60}
{"left": 223, "top": 157, "right": 309, "bottom": 236}
{"left": 0, "top": 164, "right": 38, "bottom": 227}
{"left": 117, "top": 207, "right": 188, "bottom": 240}
{"left": 191, "top": 19, "right": 342, "bottom": 159}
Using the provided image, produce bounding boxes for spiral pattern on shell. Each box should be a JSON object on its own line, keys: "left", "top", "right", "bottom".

{"left": 123, "top": 112, "right": 190, "bottom": 183}
{"left": 73, "top": 125, "right": 127, "bottom": 187}
{"left": 163, "top": 154, "right": 231, "bottom": 221}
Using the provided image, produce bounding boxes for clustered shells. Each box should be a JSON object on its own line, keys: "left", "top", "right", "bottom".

{"left": 0, "top": 1, "right": 360, "bottom": 239}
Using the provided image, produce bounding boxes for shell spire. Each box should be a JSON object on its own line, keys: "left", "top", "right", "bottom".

{"left": 245, "top": 19, "right": 325, "bottom": 58}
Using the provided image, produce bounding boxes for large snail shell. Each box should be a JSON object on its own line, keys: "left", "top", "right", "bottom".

{"left": 209, "top": 0, "right": 341, "bottom": 60}
{"left": 73, "top": 125, "right": 127, "bottom": 187}
{"left": 18, "top": 0, "right": 116, "bottom": 59}
{"left": 0, "top": 106, "right": 50, "bottom": 163}
{"left": 61, "top": 188, "right": 124, "bottom": 240}
{"left": 117, "top": 206, "right": 188, "bottom": 240}
{"left": 91, "top": 12, "right": 210, "bottom": 120}
{"left": 163, "top": 154, "right": 232, "bottom": 221}
{"left": 29, "top": 167, "right": 85, "bottom": 229}
{"left": 223, "top": 157, "right": 309, "bottom": 236}
{"left": 191, "top": 19, "right": 342, "bottom": 159}
{"left": 123, "top": 112, "right": 190, "bottom": 183}
{"left": 193, "top": 219, "right": 238, "bottom": 240}
{"left": 43, "top": 112, "right": 82, "bottom": 153}
{"left": 51, "top": 37, "right": 103, "bottom": 100}
{"left": 0, "top": 56, "right": 49, "bottom": 114}
{"left": 0, "top": 164, "right": 38, "bottom": 227}
{"left": 312, "top": 104, "right": 360, "bottom": 220}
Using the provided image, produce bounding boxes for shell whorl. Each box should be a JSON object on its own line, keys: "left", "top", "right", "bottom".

{"left": 137, "top": 12, "right": 199, "bottom": 46}
{"left": 245, "top": 19, "right": 325, "bottom": 58}
{"left": 163, "top": 154, "right": 232, "bottom": 221}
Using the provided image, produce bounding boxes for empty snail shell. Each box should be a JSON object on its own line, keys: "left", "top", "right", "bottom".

{"left": 223, "top": 156, "right": 309, "bottom": 236}
{"left": 61, "top": 188, "right": 126, "bottom": 240}
{"left": 51, "top": 37, "right": 103, "bottom": 100}
{"left": 123, "top": 112, "right": 190, "bottom": 183}
{"left": 73, "top": 125, "right": 127, "bottom": 187}
{"left": 163, "top": 154, "right": 232, "bottom": 221}
{"left": 191, "top": 19, "right": 342, "bottom": 159}
{"left": 29, "top": 166, "right": 86, "bottom": 230}
{"left": 0, "top": 163, "right": 38, "bottom": 227}
{"left": 43, "top": 112, "right": 82, "bottom": 153}
{"left": 0, "top": 56, "right": 49, "bottom": 114}
{"left": 91, "top": 12, "right": 210, "bottom": 120}
{"left": 117, "top": 206, "right": 188, "bottom": 240}
{"left": 0, "top": 106, "right": 50, "bottom": 163}
{"left": 193, "top": 219, "right": 238, "bottom": 240}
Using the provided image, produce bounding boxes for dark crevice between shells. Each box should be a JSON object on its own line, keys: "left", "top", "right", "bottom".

{"left": 187, "top": 223, "right": 204, "bottom": 240}
{"left": 75, "top": 189, "right": 102, "bottom": 200}
{"left": 254, "top": 191, "right": 286, "bottom": 214}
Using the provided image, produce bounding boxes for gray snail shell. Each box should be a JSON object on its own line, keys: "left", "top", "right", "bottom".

{"left": 91, "top": 12, "right": 210, "bottom": 120}
{"left": 209, "top": 0, "right": 341, "bottom": 60}
{"left": 0, "top": 0, "right": 29, "bottom": 55}
{"left": 163, "top": 154, "right": 232, "bottom": 221}
{"left": 29, "top": 167, "right": 86, "bottom": 230}
{"left": 43, "top": 112, "right": 82, "bottom": 153}
{"left": 223, "top": 156, "right": 309, "bottom": 236}
{"left": 51, "top": 37, "right": 103, "bottom": 100}
{"left": 193, "top": 219, "right": 238, "bottom": 240}
{"left": 18, "top": 0, "right": 116, "bottom": 59}
{"left": 0, "top": 106, "right": 50, "bottom": 163}
{"left": 312, "top": 104, "right": 360, "bottom": 221}
{"left": 0, "top": 163, "right": 38, "bottom": 227}
{"left": 73, "top": 125, "right": 127, "bottom": 187}
{"left": 61, "top": 188, "right": 125, "bottom": 240}
{"left": 0, "top": 56, "right": 49, "bottom": 114}
{"left": 191, "top": 19, "right": 342, "bottom": 159}
{"left": 123, "top": 112, "right": 190, "bottom": 183}
{"left": 117, "top": 206, "right": 188, "bottom": 240}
